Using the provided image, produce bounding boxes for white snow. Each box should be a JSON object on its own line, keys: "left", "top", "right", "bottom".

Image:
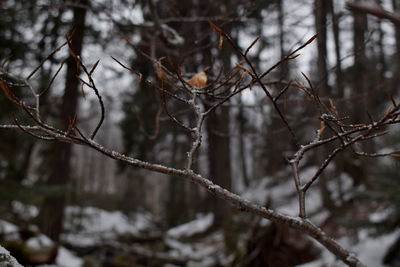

{"left": 63, "top": 206, "right": 156, "bottom": 246}
{"left": 55, "top": 246, "right": 83, "bottom": 267}
{"left": 0, "top": 220, "right": 18, "bottom": 234}
{"left": 26, "top": 234, "right": 53, "bottom": 250}
{"left": 0, "top": 220, "right": 20, "bottom": 241}
{"left": 166, "top": 231, "right": 225, "bottom": 265}
{"left": 11, "top": 201, "right": 39, "bottom": 220}
{"left": 296, "top": 230, "right": 400, "bottom": 267}
{"left": 167, "top": 213, "right": 214, "bottom": 239}
{"left": 357, "top": 230, "right": 399, "bottom": 267}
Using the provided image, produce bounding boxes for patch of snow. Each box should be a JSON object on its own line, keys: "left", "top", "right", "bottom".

{"left": 62, "top": 233, "right": 99, "bottom": 247}
{"left": 63, "top": 206, "right": 157, "bottom": 247}
{"left": 56, "top": 246, "right": 83, "bottom": 267}
{"left": 0, "top": 220, "right": 20, "bottom": 241}
{"left": 0, "top": 220, "right": 18, "bottom": 234}
{"left": 166, "top": 231, "right": 224, "bottom": 262}
{"left": 357, "top": 230, "right": 399, "bottom": 266}
{"left": 26, "top": 234, "right": 53, "bottom": 250}
{"left": 298, "top": 230, "right": 400, "bottom": 267}
{"left": 167, "top": 213, "right": 214, "bottom": 239}
{"left": 369, "top": 208, "right": 393, "bottom": 223}
{"left": 11, "top": 201, "right": 39, "bottom": 219}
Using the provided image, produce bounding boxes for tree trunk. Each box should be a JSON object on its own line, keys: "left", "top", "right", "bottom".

{"left": 352, "top": 0, "right": 368, "bottom": 122}
{"left": 327, "top": 0, "right": 344, "bottom": 98}
{"left": 392, "top": 0, "right": 400, "bottom": 92}
{"left": 38, "top": 0, "right": 87, "bottom": 242}
{"left": 315, "top": 0, "right": 336, "bottom": 211}
{"left": 315, "top": 0, "right": 328, "bottom": 95}
{"left": 265, "top": 0, "right": 288, "bottom": 175}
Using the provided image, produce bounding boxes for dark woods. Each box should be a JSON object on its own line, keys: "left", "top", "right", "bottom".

{"left": 0, "top": 1, "right": 400, "bottom": 266}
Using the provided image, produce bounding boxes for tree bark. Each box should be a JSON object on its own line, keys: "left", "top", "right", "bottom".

{"left": 392, "top": 0, "right": 400, "bottom": 90}
{"left": 38, "top": 0, "right": 87, "bottom": 242}
{"left": 327, "top": 0, "right": 344, "bottom": 98}
{"left": 352, "top": 0, "right": 368, "bottom": 122}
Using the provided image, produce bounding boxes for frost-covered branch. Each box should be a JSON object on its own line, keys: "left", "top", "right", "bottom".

{"left": 0, "top": 245, "right": 23, "bottom": 267}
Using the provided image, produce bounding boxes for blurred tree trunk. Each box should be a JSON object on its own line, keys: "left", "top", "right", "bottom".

{"left": 237, "top": 95, "right": 249, "bottom": 187}
{"left": 167, "top": 130, "right": 187, "bottom": 226}
{"left": 38, "top": 0, "right": 87, "bottom": 242}
{"left": 327, "top": 0, "right": 344, "bottom": 98}
{"left": 205, "top": 46, "right": 233, "bottom": 225}
{"left": 265, "top": 0, "right": 288, "bottom": 176}
{"left": 315, "top": 0, "right": 336, "bottom": 210}
{"left": 392, "top": 0, "right": 400, "bottom": 91}
{"left": 327, "top": 0, "right": 346, "bottom": 203}
{"left": 352, "top": 0, "right": 368, "bottom": 122}
{"left": 315, "top": 0, "right": 328, "bottom": 95}
{"left": 199, "top": 1, "right": 232, "bottom": 224}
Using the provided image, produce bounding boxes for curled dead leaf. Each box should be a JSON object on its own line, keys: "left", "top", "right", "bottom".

{"left": 187, "top": 71, "right": 207, "bottom": 88}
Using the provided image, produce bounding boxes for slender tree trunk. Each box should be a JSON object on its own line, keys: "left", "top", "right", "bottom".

{"left": 315, "top": 0, "right": 328, "bottom": 95}
{"left": 315, "top": 0, "right": 336, "bottom": 211}
{"left": 392, "top": 0, "right": 400, "bottom": 92}
{"left": 265, "top": 0, "right": 288, "bottom": 175}
{"left": 327, "top": 0, "right": 344, "bottom": 98}
{"left": 38, "top": 0, "right": 87, "bottom": 242}
{"left": 352, "top": 0, "right": 368, "bottom": 122}
{"left": 327, "top": 0, "right": 346, "bottom": 203}
{"left": 237, "top": 96, "right": 249, "bottom": 187}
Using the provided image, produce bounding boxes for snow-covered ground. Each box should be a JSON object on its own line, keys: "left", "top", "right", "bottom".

{"left": 1, "top": 196, "right": 399, "bottom": 267}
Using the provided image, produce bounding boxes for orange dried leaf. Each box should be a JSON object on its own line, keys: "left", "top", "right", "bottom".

{"left": 319, "top": 121, "right": 326, "bottom": 135}
{"left": 155, "top": 58, "right": 166, "bottom": 81}
{"left": 328, "top": 98, "right": 338, "bottom": 115}
{"left": 218, "top": 34, "right": 224, "bottom": 49}
{"left": 208, "top": 21, "right": 224, "bottom": 34}
{"left": 236, "top": 63, "right": 249, "bottom": 72}
{"left": 187, "top": 71, "right": 207, "bottom": 88}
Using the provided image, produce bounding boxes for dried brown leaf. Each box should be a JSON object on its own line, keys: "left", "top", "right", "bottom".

{"left": 208, "top": 21, "right": 224, "bottom": 34}
{"left": 328, "top": 98, "right": 338, "bottom": 116}
{"left": 319, "top": 121, "right": 326, "bottom": 135}
{"left": 218, "top": 34, "right": 224, "bottom": 49}
{"left": 187, "top": 71, "right": 207, "bottom": 88}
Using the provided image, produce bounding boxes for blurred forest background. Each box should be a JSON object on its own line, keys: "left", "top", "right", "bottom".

{"left": 1, "top": 0, "right": 400, "bottom": 266}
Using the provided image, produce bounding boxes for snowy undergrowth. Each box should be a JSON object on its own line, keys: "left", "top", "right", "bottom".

{"left": 62, "top": 206, "right": 157, "bottom": 246}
